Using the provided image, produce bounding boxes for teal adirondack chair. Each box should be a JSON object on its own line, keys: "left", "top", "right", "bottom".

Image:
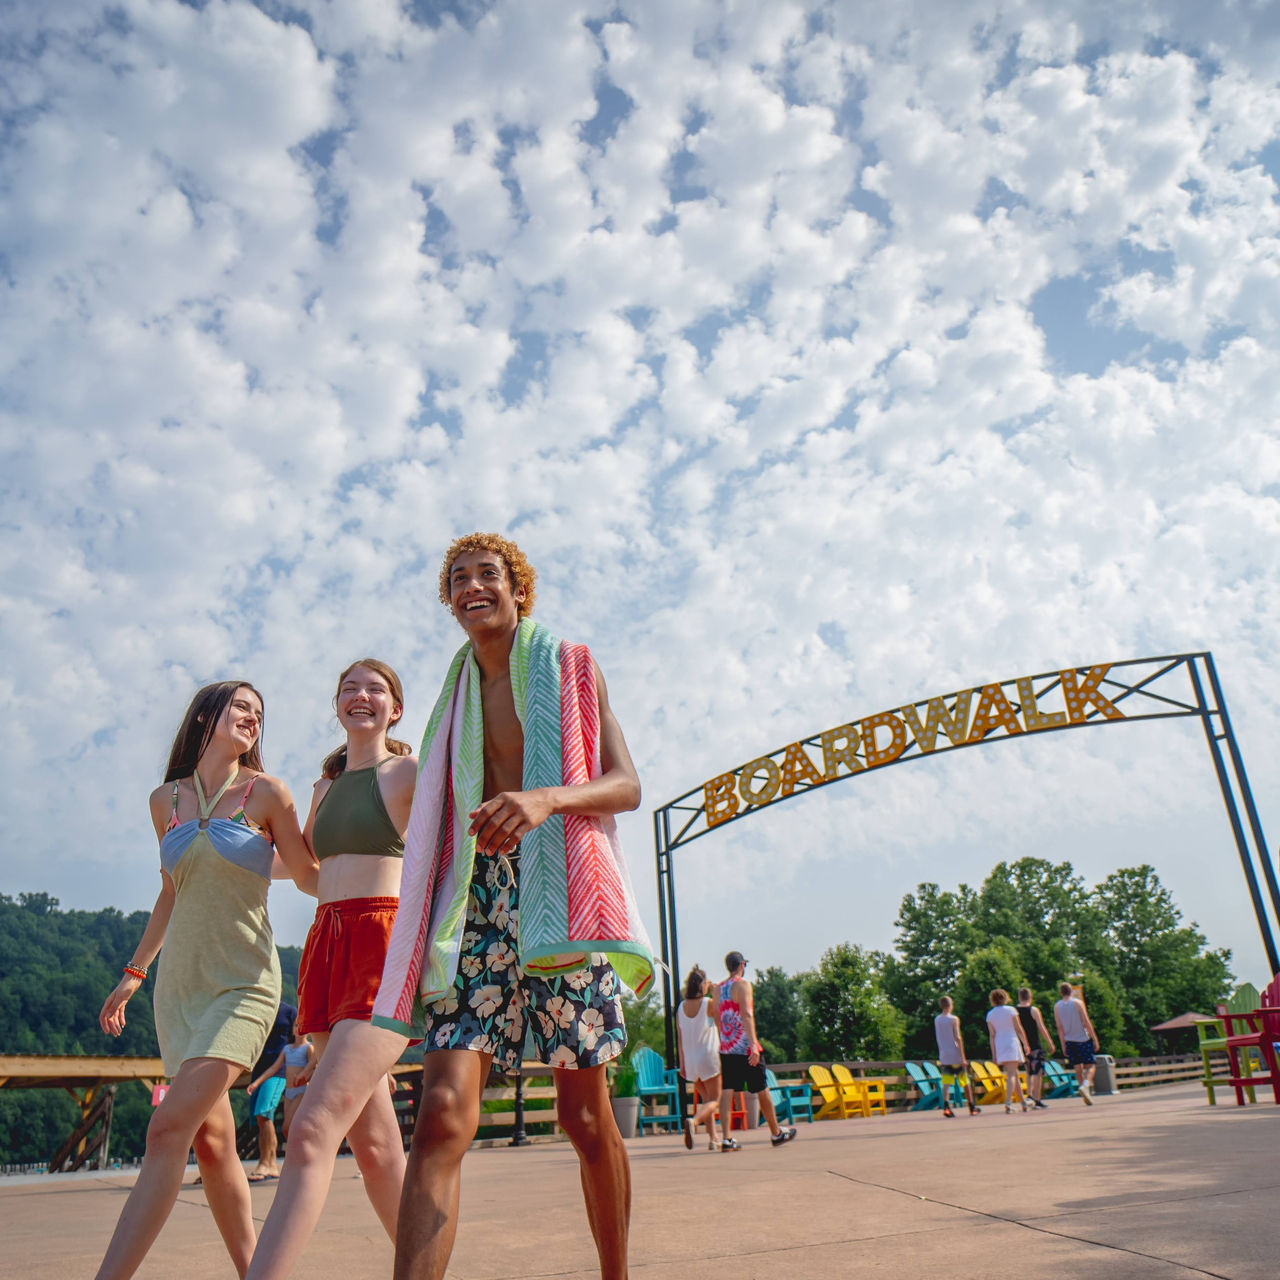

{"left": 904, "top": 1061, "right": 943, "bottom": 1109}
{"left": 765, "top": 1069, "right": 815, "bottom": 1123}
{"left": 1042, "top": 1060, "right": 1079, "bottom": 1098}
{"left": 632, "top": 1046, "right": 682, "bottom": 1133}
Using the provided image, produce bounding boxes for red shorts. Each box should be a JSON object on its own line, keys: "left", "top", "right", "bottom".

{"left": 297, "top": 897, "right": 399, "bottom": 1034}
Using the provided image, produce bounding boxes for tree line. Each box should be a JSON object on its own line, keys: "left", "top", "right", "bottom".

{"left": 0, "top": 893, "right": 301, "bottom": 1165}
{"left": 747, "top": 858, "right": 1233, "bottom": 1064}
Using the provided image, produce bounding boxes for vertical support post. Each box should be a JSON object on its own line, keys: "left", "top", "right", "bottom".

{"left": 1202, "top": 653, "right": 1280, "bottom": 929}
{"left": 654, "top": 810, "right": 675, "bottom": 1069}
{"left": 665, "top": 808, "right": 682, "bottom": 1035}
{"left": 1189, "top": 656, "right": 1280, "bottom": 974}
{"left": 661, "top": 808, "right": 689, "bottom": 1124}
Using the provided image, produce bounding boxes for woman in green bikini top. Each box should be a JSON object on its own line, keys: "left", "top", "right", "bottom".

{"left": 95, "top": 681, "right": 318, "bottom": 1280}
{"left": 243, "top": 659, "right": 418, "bottom": 1280}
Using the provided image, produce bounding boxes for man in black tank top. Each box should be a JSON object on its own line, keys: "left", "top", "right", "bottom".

{"left": 1016, "top": 988, "right": 1056, "bottom": 1109}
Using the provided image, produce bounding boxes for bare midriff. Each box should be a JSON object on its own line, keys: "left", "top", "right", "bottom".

{"left": 317, "top": 852, "right": 403, "bottom": 906}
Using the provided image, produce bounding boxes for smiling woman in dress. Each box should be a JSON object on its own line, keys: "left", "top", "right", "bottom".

{"left": 96, "top": 681, "right": 318, "bottom": 1280}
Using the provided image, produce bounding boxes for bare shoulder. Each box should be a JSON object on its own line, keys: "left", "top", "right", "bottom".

{"left": 148, "top": 782, "right": 174, "bottom": 831}
{"left": 387, "top": 754, "right": 418, "bottom": 781}
{"left": 252, "top": 773, "right": 295, "bottom": 807}
{"left": 312, "top": 776, "right": 334, "bottom": 799}
{"left": 382, "top": 754, "right": 418, "bottom": 798}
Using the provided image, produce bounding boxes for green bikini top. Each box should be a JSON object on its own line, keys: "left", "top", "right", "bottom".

{"left": 312, "top": 763, "right": 405, "bottom": 861}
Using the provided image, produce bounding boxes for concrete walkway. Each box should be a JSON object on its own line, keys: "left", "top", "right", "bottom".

{"left": 2, "top": 1081, "right": 1274, "bottom": 1278}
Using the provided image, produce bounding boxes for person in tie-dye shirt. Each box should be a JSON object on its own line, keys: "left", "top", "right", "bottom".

{"left": 715, "top": 951, "right": 796, "bottom": 1149}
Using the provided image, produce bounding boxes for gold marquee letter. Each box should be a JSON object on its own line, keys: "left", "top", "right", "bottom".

{"left": 704, "top": 773, "right": 740, "bottom": 828}
{"left": 966, "top": 684, "right": 1024, "bottom": 741}
{"left": 780, "top": 742, "right": 825, "bottom": 796}
{"left": 900, "top": 690, "right": 974, "bottom": 752}
{"left": 1016, "top": 677, "right": 1066, "bottom": 731}
{"left": 821, "top": 724, "right": 862, "bottom": 779}
{"left": 738, "top": 757, "right": 783, "bottom": 807}
{"left": 1060, "top": 665, "right": 1124, "bottom": 722}
{"left": 861, "top": 711, "right": 908, "bottom": 767}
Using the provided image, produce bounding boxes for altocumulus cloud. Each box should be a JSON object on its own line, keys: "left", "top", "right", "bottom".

{"left": 2, "top": 0, "right": 1279, "bottom": 976}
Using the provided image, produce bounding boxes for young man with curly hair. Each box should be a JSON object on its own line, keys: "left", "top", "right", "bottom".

{"left": 372, "top": 531, "right": 653, "bottom": 1280}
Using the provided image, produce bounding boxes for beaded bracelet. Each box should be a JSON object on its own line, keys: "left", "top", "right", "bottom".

{"left": 123, "top": 964, "right": 148, "bottom": 981}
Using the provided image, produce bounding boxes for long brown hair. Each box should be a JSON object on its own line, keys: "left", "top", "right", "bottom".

{"left": 164, "top": 681, "right": 265, "bottom": 783}
{"left": 321, "top": 658, "right": 412, "bottom": 779}
{"left": 684, "top": 965, "right": 707, "bottom": 1000}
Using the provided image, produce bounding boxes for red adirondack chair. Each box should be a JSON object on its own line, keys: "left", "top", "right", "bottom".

{"left": 1218, "top": 974, "right": 1280, "bottom": 1106}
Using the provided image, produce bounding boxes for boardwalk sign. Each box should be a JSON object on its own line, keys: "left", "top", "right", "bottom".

{"left": 702, "top": 663, "right": 1124, "bottom": 830}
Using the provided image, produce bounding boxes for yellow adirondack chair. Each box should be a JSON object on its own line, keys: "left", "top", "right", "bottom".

{"left": 831, "top": 1063, "right": 886, "bottom": 1116}
{"left": 982, "top": 1060, "right": 1029, "bottom": 1103}
{"left": 967, "top": 1061, "right": 1006, "bottom": 1106}
{"left": 807, "top": 1064, "right": 852, "bottom": 1119}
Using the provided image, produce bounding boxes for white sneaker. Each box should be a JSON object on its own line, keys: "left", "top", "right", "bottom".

{"left": 1081, "top": 1081, "right": 1093, "bottom": 1106}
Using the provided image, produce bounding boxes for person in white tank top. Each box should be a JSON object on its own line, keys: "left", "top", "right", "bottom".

{"left": 676, "top": 965, "right": 726, "bottom": 1150}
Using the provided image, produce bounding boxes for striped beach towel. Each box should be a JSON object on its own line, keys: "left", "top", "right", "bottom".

{"left": 372, "top": 619, "right": 655, "bottom": 1037}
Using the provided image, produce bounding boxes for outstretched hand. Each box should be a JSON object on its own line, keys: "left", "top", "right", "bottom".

{"left": 468, "top": 789, "right": 555, "bottom": 857}
{"left": 99, "top": 975, "right": 140, "bottom": 1037}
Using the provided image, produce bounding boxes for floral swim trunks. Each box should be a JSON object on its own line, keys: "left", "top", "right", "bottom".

{"left": 421, "top": 847, "right": 627, "bottom": 1070}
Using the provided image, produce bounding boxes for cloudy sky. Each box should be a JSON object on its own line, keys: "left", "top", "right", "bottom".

{"left": 4, "top": 0, "right": 1280, "bottom": 995}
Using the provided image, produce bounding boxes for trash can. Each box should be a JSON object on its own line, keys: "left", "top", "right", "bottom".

{"left": 1092, "top": 1054, "right": 1117, "bottom": 1095}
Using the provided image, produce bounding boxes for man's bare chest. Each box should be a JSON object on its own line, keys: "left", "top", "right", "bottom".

{"left": 480, "top": 677, "right": 524, "bottom": 796}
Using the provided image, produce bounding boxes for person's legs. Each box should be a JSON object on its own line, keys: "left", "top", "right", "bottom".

{"left": 244, "top": 1020, "right": 407, "bottom": 1280}
{"left": 194, "top": 1091, "right": 258, "bottom": 1276}
{"left": 1000, "top": 1062, "right": 1026, "bottom": 1110}
{"left": 755, "top": 1086, "right": 783, "bottom": 1137}
{"left": 555, "top": 1065, "right": 630, "bottom": 1280}
{"left": 281, "top": 1093, "right": 303, "bottom": 1140}
{"left": 693, "top": 1075, "right": 721, "bottom": 1143}
{"left": 393, "top": 1049, "right": 489, "bottom": 1280}
{"left": 95, "top": 1056, "right": 244, "bottom": 1280}
{"left": 345, "top": 1068, "right": 407, "bottom": 1240}
{"left": 254, "top": 1116, "right": 278, "bottom": 1176}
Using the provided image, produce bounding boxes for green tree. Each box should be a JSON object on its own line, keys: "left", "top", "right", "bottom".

{"left": 752, "top": 965, "right": 806, "bottom": 1063}
{"left": 972, "top": 858, "right": 1104, "bottom": 996}
{"left": 882, "top": 882, "right": 979, "bottom": 1056}
{"left": 619, "top": 987, "right": 664, "bottom": 1063}
{"left": 797, "top": 943, "right": 905, "bottom": 1062}
{"left": 1091, "top": 866, "right": 1232, "bottom": 1053}
{"left": 952, "top": 943, "right": 1025, "bottom": 1048}
{"left": 0, "top": 893, "right": 304, "bottom": 1164}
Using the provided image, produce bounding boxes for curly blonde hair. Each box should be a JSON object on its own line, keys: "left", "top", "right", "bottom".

{"left": 438, "top": 532, "right": 537, "bottom": 619}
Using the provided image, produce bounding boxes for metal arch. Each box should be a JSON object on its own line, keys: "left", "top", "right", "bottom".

{"left": 652, "top": 652, "right": 1280, "bottom": 1067}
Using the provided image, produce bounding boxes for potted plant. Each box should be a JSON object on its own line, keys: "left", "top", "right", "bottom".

{"left": 609, "top": 1062, "right": 639, "bottom": 1139}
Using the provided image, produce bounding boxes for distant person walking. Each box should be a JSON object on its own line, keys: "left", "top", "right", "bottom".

{"left": 1054, "top": 982, "right": 1100, "bottom": 1104}
{"left": 245, "top": 1002, "right": 296, "bottom": 1181}
{"left": 933, "top": 996, "right": 980, "bottom": 1117}
{"left": 1015, "top": 988, "right": 1057, "bottom": 1110}
{"left": 715, "top": 952, "right": 796, "bottom": 1149}
{"left": 986, "top": 989, "right": 1030, "bottom": 1113}
{"left": 95, "top": 680, "right": 318, "bottom": 1280}
{"left": 676, "top": 966, "right": 726, "bottom": 1150}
